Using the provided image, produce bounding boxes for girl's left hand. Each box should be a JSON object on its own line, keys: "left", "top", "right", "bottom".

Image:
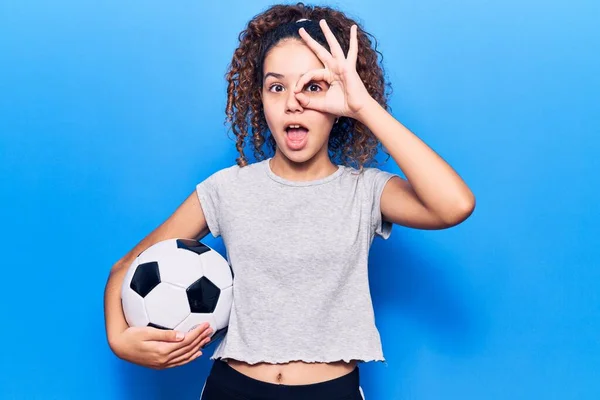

{"left": 294, "top": 19, "right": 373, "bottom": 120}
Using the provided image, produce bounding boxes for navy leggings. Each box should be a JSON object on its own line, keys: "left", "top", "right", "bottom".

{"left": 200, "top": 359, "right": 365, "bottom": 400}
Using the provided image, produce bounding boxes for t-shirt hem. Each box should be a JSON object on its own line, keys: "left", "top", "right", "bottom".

{"left": 209, "top": 353, "right": 386, "bottom": 365}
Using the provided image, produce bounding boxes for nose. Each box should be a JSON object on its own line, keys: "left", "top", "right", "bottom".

{"left": 285, "top": 89, "right": 303, "bottom": 113}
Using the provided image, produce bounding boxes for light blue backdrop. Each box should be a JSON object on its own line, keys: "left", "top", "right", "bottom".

{"left": 1, "top": 0, "right": 598, "bottom": 399}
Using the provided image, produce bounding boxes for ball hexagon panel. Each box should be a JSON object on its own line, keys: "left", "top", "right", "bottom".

{"left": 136, "top": 239, "right": 173, "bottom": 262}
{"left": 121, "top": 287, "right": 149, "bottom": 327}
{"left": 144, "top": 282, "right": 190, "bottom": 329}
{"left": 130, "top": 261, "right": 161, "bottom": 298}
{"left": 186, "top": 277, "right": 221, "bottom": 313}
{"left": 200, "top": 250, "right": 233, "bottom": 290}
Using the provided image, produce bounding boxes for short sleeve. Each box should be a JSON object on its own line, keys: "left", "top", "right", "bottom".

{"left": 195, "top": 170, "right": 223, "bottom": 238}
{"left": 362, "top": 167, "right": 398, "bottom": 240}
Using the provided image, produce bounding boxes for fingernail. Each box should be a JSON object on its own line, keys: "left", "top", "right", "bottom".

{"left": 176, "top": 331, "right": 184, "bottom": 340}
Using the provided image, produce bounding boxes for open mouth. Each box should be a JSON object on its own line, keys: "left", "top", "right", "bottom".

{"left": 285, "top": 124, "right": 309, "bottom": 137}
{"left": 285, "top": 123, "right": 309, "bottom": 149}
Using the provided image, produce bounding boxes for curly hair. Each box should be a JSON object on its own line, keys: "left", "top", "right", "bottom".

{"left": 225, "top": 2, "right": 391, "bottom": 169}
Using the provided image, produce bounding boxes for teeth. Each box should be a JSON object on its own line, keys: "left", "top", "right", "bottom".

{"left": 288, "top": 124, "right": 301, "bottom": 129}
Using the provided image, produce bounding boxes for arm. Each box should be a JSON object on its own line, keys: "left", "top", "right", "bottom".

{"left": 294, "top": 21, "right": 475, "bottom": 230}
{"left": 104, "top": 190, "right": 213, "bottom": 368}
{"left": 357, "top": 99, "right": 476, "bottom": 230}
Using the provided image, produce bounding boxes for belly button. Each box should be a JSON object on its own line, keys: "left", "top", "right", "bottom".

{"left": 276, "top": 372, "right": 283, "bottom": 383}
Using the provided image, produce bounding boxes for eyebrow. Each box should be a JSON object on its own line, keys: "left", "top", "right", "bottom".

{"left": 264, "top": 72, "right": 284, "bottom": 80}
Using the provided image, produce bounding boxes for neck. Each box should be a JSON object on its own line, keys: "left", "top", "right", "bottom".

{"left": 269, "top": 150, "right": 338, "bottom": 182}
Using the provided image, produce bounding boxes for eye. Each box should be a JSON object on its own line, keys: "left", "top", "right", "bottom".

{"left": 305, "top": 82, "right": 322, "bottom": 92}
{"left": 268, "top": 84, "right": 285, "bottom": 93}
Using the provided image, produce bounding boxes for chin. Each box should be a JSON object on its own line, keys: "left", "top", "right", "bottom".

{"left": 273, "top": 133, "right": 328, "bottom": 164}
{"left": 280, "top": 149, "right": 316, "bottom": 164}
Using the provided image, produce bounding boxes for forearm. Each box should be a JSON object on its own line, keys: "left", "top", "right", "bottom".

{"left": 104, "top": 260, "right": 132, "bottom": 350}
{"left": 357, "top": 99, "right": 475, "bottom": 219}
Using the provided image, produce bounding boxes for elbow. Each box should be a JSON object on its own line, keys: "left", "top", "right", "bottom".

{"left": 460, "top": 192, "right": 476, "bottom": 217}
{"left": 441, "top": 194, "right": 476, "bottom": 227}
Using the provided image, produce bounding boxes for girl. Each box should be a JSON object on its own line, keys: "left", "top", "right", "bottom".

{"left": 104, "top": 3, "right": 475, "bottom": 399}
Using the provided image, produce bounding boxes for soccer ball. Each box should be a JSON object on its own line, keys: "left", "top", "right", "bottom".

{"left": 120, "top": 238, "right": 233, "bottom": 347}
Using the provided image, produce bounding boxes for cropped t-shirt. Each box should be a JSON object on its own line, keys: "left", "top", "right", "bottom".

{"left": 195, "top": 158, "right": 398, "bottom": 365}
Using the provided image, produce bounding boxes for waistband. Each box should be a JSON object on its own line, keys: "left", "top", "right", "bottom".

{"left": 207, "top": 359, "right": 360, "bottom": 399}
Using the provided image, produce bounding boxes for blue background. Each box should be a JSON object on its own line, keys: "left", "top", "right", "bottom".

{"left": 1, "top": 0, "right": 599, "bottom": 399}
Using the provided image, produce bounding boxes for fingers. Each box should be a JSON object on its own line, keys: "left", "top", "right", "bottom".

{"left": 168, "top": 348, "right": 203, "bottom": 368}
{"left": 141, "top": 327, "right": 184, "bottom": 342}
{"left": 163, "top": 327, "right": 213, "bottom": 368}
{"left": 166, "top": 325, "right": 213, "bottom": 361}
{"left": 298, "top": 27, "right": 333, "bottom": 65}
{"left": 167, "top": 323, "right": 211, "bottom": 349}
{"left": 295, "top": 92, "right": 326, "bottom": 112}
{"left": 167, "top": 343, "right": 206, "bottom": 367}
{"left": 348, "top": 25, "right": 358, "bottom": 67}
{"left": 319, "top": 19, "right": 345, "bottom": 60}
{"left": 294, "top": 69, "right": 330, "bottom": 93}
{"left": 298, "top": 19, "right": 357, "bottom": 67}
{"left": 293, "top": 68, "right": 330, "bottom": 111}
{"left": 144, "top": 322, "right": 209, "bottom": 342}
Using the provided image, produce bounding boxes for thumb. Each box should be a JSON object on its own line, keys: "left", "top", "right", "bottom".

{"left": 146, "top": 327, "right": 185, "bottom": 342}
{"left": 295, "top": 92, "right": 326, "bottom": 112}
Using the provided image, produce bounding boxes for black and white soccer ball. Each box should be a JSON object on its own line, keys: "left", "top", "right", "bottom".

{"left": 120, "top": 238, "right": 233, "bottom": 346}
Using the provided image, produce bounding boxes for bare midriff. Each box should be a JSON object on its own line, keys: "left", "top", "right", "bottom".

{"left": 225, "top": 359, "right": 357, "bottom": 385}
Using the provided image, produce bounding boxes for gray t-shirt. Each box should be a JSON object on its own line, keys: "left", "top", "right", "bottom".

{"left": 196, "top": 157, "right": 397, "bottom": 365}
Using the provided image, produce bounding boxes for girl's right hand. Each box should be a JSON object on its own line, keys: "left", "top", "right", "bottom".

{"left": 111, "top": 323, "right": 214, "bottom": 369}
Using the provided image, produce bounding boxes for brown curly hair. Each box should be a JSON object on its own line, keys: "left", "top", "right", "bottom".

{"left": 225, "top": 2, "right": 391, "bottom": 169}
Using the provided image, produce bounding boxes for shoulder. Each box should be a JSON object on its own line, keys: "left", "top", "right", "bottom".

{"left": 341, "top": 164, "right": 397, "bottom": 185}
{"left": 201, "top": 159, "right": 266, "bottom": 186}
